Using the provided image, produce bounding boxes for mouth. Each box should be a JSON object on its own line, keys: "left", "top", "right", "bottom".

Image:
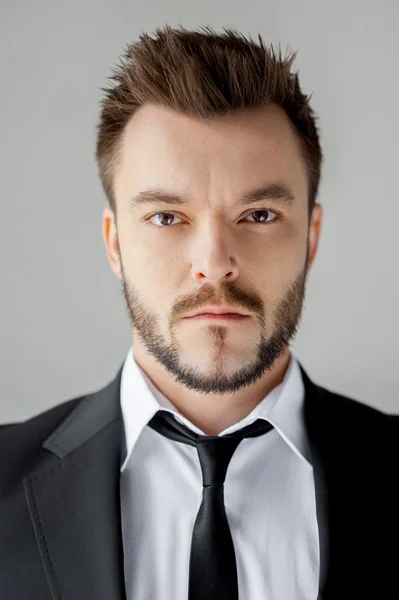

{"left": 183, "top": 313, "right": 249, "bottom": 321}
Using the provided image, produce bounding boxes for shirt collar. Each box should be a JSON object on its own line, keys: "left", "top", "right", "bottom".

{"left": 120, "top": 346, "right": 312, "bottom": 472}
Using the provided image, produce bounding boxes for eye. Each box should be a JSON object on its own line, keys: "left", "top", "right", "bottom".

{"left": 245, "top": 209, "right": 279, "bottom": 225}
{"left": 145, "top": 209, "right": 280, "bottom": 228}
{"left": 146, "top": 212, "right": 184, "bottom": 227}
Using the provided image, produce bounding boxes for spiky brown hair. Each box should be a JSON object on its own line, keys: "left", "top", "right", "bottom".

{"left": 95, "top": 24, "right": 323, "bottom": 219}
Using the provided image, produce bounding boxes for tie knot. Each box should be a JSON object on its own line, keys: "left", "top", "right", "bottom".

{"left": 147, "top": 410, "right": 274, "bottom": 486}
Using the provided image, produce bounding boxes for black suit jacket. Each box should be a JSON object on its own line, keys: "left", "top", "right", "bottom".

{"left": 1, "top": 361, "right": 398, "bottom": 600}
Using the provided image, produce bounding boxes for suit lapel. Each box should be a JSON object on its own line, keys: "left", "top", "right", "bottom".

{"left": 23, "top": 365, "right": 127, "bottom": 600}
{"left": 300, "top": 364, "right": 331, "bottom": 599}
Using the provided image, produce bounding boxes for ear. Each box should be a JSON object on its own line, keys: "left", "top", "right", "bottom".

{"left": 306, "top": 203, "right": 323, "bottom": 273}
{"left": 102, "top": 206, "right": 122, "bottom": 280}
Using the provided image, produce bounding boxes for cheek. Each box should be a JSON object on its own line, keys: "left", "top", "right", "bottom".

{"left": 245, "top": 233, "right": 307, "bottom": 297}
{"left": 125, "top": 232, "right": 182, "bottom": 289}
{"left": 244, "top": 225, "right": 303, "bottom": 267}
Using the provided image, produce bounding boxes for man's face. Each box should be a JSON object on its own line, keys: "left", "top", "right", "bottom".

{"left": 103, "top": 103, "right": 322, "bottom": 395}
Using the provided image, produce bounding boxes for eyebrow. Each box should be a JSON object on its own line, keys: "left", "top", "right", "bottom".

{"left": 128, "top": 184, "right": 296, "bottom": 209}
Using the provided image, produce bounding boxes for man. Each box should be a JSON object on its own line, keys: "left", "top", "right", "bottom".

{"left": 1, "top": 24, "right": 398, "bottom": 600}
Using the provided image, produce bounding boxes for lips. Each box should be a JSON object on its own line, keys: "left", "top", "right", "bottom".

{"left": 187, "top": 306, "right": 248, "bottom": 318}
{"left": 189, "top": 313, "right": 247, "bottom": 319}
{"left": 193, "top": 312, "right": 242, "bottom": 317}
{"left": 183, "top": 313, "right": 249, "bottom": 324}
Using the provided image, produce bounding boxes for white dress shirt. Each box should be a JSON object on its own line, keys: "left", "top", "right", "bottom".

{"left": 119, "top": 346, "right": 320, "bottom": 600}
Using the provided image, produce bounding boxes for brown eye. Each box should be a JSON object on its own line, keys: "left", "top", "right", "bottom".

{"left": 148, "top": 212, "right": 183, "bottom": 227}
{"left": 245, "top": 209, "right": 278, "bottom": 224}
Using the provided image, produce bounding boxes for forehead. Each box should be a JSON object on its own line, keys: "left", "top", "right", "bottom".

{"left": 115, "top": 103, "right": 308, "bottom": 206}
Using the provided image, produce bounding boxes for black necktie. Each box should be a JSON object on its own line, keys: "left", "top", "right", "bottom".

{"left": 147, "top": 409, "right": 274, "bottom": 600}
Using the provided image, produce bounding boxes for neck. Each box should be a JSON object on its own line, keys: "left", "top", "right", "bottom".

{"left": 133, "top": 345, "right": 292, "bottom": 436}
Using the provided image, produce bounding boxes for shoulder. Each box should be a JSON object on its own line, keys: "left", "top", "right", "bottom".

{"left": 0, "top": 394, "right": 85, "bottom": 439}
{"left": 298, "top": 362, "right": 399, "bottom": 443}
{"left": 0, "top": 394, "right": 87, "bottom": 488}
{"left": 313, "top": 378, "right": 399, "bottom": 441}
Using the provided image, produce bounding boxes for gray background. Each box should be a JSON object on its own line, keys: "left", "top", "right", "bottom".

{"left": 1, "top": 0, "right": 398, "bottom": 423}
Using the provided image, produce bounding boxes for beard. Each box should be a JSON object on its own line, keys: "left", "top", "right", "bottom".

{"left": 118, "top": 244, "right": 309, "bottom": 396}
